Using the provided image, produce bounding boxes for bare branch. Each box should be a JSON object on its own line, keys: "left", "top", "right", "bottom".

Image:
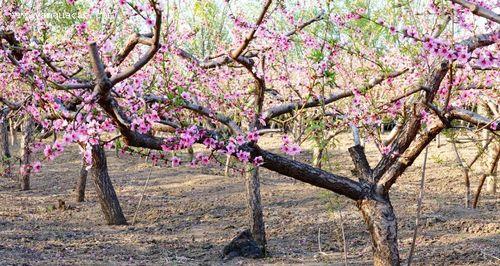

{"left": 110, "top": 0, "right": 162, "bottom": 85}
{"left": 230, "top": 0, "right": 273, "bottom": 59}
{"left": 113, "top": 33, "right": 153, "bottom": 66}
{"left": 264, "top": 69, "right": 408, "bottom": 121}
{"left": 448, "top": 108, "right": 499, "bottom": 131}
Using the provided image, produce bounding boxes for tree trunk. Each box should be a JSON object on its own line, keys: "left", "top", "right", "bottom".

{"left": 20, "top": 117, "right": 34, "bottom": 190}
{"left": 0, "top": 110, "right": 11, "bottom": 179}
{"left": 358, "top": 198, "right": 400, "bottom": 266}
{"left": 90, "top": 145, "right": 127, "bottom": 225}
{"left": 76, "top": 157, "right": 88, "bottom": 202}
{"left": 245, "top": 166, "right": 266, "bottom": 251}
{"left": 9, "top": 118, "right": 16, "bottom": 146}
{"left": 485, "top": 176, "right": 496, "bottom": 194}
{"left": 485, "top": 142, "right": 498, "bottom": 194}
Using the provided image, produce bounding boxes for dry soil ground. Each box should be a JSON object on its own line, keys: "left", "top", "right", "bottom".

{"left": 0, "top": 134, "right": 498, "bottom": 265}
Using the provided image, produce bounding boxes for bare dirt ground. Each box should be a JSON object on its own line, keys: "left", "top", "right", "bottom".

{"left": 0, "top": 134, "right": 498, "bottom": 265}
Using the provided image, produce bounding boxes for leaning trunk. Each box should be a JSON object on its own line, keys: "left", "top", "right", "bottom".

{"left": 0, "top": 110, "right": 11, "bottom": 179}
{"left": 20, "top": 117, "right": 34, "bottom": 190}
{"left": 76, "top": 157, "right": 88, "bottom": 202}
{"left": 358, "top": 198, "right": 400, "bottom": 266}
{"left": 90, "top": 145, "right": 127, "bottom": 225}
{"left": 245, "top": 166, "right": 266, "bottom": 251}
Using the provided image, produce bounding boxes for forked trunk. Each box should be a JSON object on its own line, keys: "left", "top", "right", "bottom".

{"left": 245, "top": 166, "right": 266, "bottom": 251}
{"left": 76, "top": 157, "right": 88, "bottom": 202}
{"left": 20, "top": 118, "right": 34, "bottom": 190}
{"left": 358, "top": 198, "right": 400, "bottom": 266}
{"left": 90, "top": 145, "right": 127, "bottom": 225}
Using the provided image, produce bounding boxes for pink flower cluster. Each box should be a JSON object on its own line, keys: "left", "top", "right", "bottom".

{"left": 280, "top": 135, "right": 301, "bottom": 156}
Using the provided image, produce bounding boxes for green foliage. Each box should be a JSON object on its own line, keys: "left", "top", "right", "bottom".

{"left": 430, "top": 154, "right": 445, "bottom": 165}
{"left": 40, "top": 0, "right": 86, "bottom": 28}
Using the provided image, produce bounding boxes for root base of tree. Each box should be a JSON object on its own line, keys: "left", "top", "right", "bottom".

{"left": 222, "top": 229, "right": 265, "bottom": 260}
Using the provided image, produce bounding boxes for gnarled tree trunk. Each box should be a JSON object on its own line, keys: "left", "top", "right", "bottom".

{"left": 20, "top": 117, "right": 34, "bottom": 190}
{"left": 90, "top": 145, "right": 127, "bottom": 225}
{"left": 0, "top": 109, "right": 11, "bottom": 179}
{"left": 245, "top": 166, "right": 266, "bottom": 251}
{"left": 358, "top": 197, "right": 400, "bottom": 266}
{"left": 76, "top": 157, "right": 88, "bottom": 202}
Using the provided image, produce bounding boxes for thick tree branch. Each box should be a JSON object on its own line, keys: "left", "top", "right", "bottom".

{"left": 450, "top": 0, "right": 500, "bottom": 24}
{"left": 264, "top": 69, "right": 408, "bottom": 121}
{"left": 376, "top": 120, "right": 445, "bottom": 194}
{"left": 230, "top": 0, "right": 273, "bottom": 59}
{"left": 348, "top": 145, "right": 372, "bottom": 183}
{"left": 448, "top": 108, "right": 499, "bottom": 131}
{"left": 110, "top": 0, "right": 161, "bottom": 85}
{"left": 114, "top": 33, "right": 153, "bottom": 66}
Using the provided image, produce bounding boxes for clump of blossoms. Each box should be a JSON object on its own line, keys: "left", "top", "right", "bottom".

{"left": 280, "top": 135, "right": 301, "bottom": 156}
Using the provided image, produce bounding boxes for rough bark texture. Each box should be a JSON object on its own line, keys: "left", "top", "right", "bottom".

{"left": 245, "top": 166, "right": 266, "bottom": 251}
{"left": 358, "top": 197, "right": 400, "bottom": 266}
{"left": 76, "top": 157, "right": 88, "bottom": 202}
{"left": 90, "top": 145, "right": 127, "bottom": 225}
{"left": 20, "top": 118, "right": 34, "bottom": 190}
{"left": 0, "top": 110, "right": 11, "bottom": 179}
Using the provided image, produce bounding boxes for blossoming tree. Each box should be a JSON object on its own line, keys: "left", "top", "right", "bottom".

{"left": 0, "top": 0, "right": 498, "bottom": 264}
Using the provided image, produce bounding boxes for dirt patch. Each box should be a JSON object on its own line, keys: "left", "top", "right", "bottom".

{"left": 0, "top": 134, "right": 498, "bottom": 265}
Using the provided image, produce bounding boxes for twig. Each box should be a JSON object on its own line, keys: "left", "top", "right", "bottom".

{"left": 132, "top": 167, "right": 153, "bottom": 225}
{"left": 338, "top": 210, "right": 348, "bottom": 266}
{"left": 407, "top": 146, "right": 429, "bottom": 266}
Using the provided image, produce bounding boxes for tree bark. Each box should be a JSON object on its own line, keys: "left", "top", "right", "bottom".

{"left": 245, "top": 166, "right": 266, "bottom": 251}
{"left": 485, "top": 142, "right": 498, "bottom": 194}
{"left": 358, "top": 198, "right": 400, "bottom": 266}
{"left": 0, "top": 110, "right": 11, "bottom": 179}
{"left": 76, "top": 157, "right": 88, "bottom": 202}
{"left": 9, "top": 118, "right": 16, "bottom": 146}
{"left": 20, "top": 117, "right": 34, "bottom": 190}
{"left": 90, "top": 145, "right": 127, "bottom": 225}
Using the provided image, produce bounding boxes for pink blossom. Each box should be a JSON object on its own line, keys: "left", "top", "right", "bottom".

{"left": 236, "top": 150, "right": 250, "bottom": 163}
{"left": 381, "top": 146, "right": 391, "bottom": 155}
{"left": 75, "top": 22, "right": 87, "bottom": 35}
{"left": 389, "top": 26, "right": 397, "bottom": 35}
{"left": 253, "top": 156, "right": 264, "bottom": 166}
{"left": 146, "top": 18, "right": 155, "bottom": 28}
{"left": 491, "top": 122, "right": 498, "bottom": 131}
{"left": 33, "top": 161, "right": 42, "bottom": 173}
{"left": 225, "top": 142, "right": 236, "bottom": 155}
{"left": 235, "top": 135, "right": 245, "bottom": 145}
{"left": 282, "top": 135, "right": 291, "bottom": 145}
{"left": 456, "top": 50, "right": 470, "bottom": 64}
{"left": 201, "top": 156, "right": 210, "bottom": 165}
{"left": 171, "top": 156, "right": 181, "bottom": 167}
{"left": 181, "top": 91, "right": 191, "bottom": 100}
{"left": 247, "top": 131, "right": 259, "bottom": 142}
